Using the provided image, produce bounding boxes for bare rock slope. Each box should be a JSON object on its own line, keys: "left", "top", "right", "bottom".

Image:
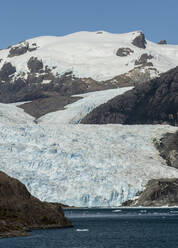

{"left": 0, "top": 171, "right": 73, "bottom": 238}
{"left": 81, "top": 67, "right": 178, "bottom": 126}
{"left": 123, "top": 178, "right": 178, "bottom": 207}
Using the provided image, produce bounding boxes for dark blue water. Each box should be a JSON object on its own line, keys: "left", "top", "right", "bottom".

{"left": 1, "top": 208, "right": 178, "bottom": 248}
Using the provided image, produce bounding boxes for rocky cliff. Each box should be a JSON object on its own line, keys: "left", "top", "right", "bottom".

{"left": 0, "top": 171, "right": 73, "bottom": 238}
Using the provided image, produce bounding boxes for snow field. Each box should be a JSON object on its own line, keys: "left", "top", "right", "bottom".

{"left": 0, "top": 31, "right": 178, "bottom": 81}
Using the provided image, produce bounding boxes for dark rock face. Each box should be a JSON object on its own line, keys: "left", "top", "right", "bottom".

{"left": 0, "top": 171, "right": 73, "bottom": 238}
{"left": 126, "top": 179, "right": 178, "bottom": 207}
{"left": 132, "top": 32, "right": 147, "bottom": 49}
{"left": 154, "top": 131, "right": 178, "bottom": 169}
{"left": 135, "top": 53, "right": 153, "bottom": 67}
{"left": 81, "top": 66, "right": 178, "bottom": 125}
{"left": 27, "top": 57, "right": 43, "bottom": 73}
{"left": 0, "top": 63, "right": 16, "bottom": 82}
{"left": 8, "top": 42, "right": 38, "bottom": 57}
{"left": 158, "top": 40, "right": 167, "bottom": 45}
{"left": 116, "top": 48, "right": 134, "bottom": 57}
{"left": 19, "top": 95, "right": 82, "bottom": 119}
{"left": 8, "top": 44, "right": 28, "bottom": 57}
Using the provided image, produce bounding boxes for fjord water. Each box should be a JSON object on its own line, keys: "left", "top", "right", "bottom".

{"left": 1, "top": 208, "right": 178, "bottom": 248}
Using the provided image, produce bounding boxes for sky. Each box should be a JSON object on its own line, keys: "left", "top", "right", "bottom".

{"left": 0, "top": 0, "right": 178, "bottom": 48}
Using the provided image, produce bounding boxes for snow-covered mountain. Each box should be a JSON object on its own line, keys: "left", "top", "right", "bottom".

{"left": 0, "top": 30, "right": 178, "bottom": 82}
{"left": 0, "top": 30, "right": 177, "bottom": 118}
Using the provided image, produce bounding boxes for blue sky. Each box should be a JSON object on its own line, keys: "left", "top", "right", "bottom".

{"left": 0, "top": 0, "right": 178, "bottom": 48}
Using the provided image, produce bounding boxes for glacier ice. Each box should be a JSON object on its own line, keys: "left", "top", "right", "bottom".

{"left": 0, "top": 88, "right": 178, "bottom": 207}
{"left": 0, "top": 123, "right": 178, "bottom": 207}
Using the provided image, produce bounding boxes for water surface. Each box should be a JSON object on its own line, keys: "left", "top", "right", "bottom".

{"left": 1, "top": 208, "right": 178, "bottom": 248}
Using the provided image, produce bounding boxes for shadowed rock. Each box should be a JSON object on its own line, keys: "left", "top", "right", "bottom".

{"left": 0, "top": 62, "right": 16, "bottom": 81}
{"left": 132, "top": 32, "right": 147, "bottom": 49}
{"left": 8, "top": 45, "right": 28, "bottom": 57}
{"left": 0, "top": 171, "right": 73, "bottom": 238}
{"left": 27, "top": 57, "right": 43, "bottom": 73}
{"left": 135, "top": 53, "right": 153, "bottom": 67}
{"left": 81, "top": 66, "right": 178, "bottom": 125}
{"left": 8, "top": 42, "right": 38, "bottom": 57}
{"left": 116, "top": 48, "right": 134, "bottom": 57}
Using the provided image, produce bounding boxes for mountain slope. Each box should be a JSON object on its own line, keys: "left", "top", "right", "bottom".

{"left": 81, "top": 66, "right": 178, "bottom": 126}
{"left": 1, "top": 30, "right": 178, "bottom": 82}
{"left": 125, "top": 178, "right": 178, "bottom": 207}
{"left": 0, "top": 31, "right": 178, "bottom": 118}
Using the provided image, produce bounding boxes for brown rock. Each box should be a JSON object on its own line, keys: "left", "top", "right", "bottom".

{"left": 129, "top": 178, "right": 178, "bottom": 207}
{"left": 154, "top": 131, "right": 178, "bottom": 169}
{"left": 0, "top": 171, "right": 73, "bottom": 238}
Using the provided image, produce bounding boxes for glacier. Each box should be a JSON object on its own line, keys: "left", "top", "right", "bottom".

{"left": 0, "top": 86, "right": 178, "bottom": 207}
{"left": 0, "top": 123, "right": 178, "bottom": 207}
{"left": 38, "top": 87, "right": 133, "bottom": 124}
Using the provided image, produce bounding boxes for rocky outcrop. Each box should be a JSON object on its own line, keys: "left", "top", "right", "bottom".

{"left": 0, "top": 63, "right": 16, "bottom": 82}
{"left": 19, "top": 95, "right": 82, "bottom": 119}
{"left": 0, "top": 64, "right": 140, "bottom": 118}
{"left": 116, "top": 48, "right": 134, "bottom": 57}
{"left": 124, "top": 178, "right": 178, "bottom": 207}
{"left": 81, "top": 66, "right": 178, "bottom": 125}
{"left": 8, "top": 42, "right": 38, "bottom": 57}
{"left": 158, "top": 40, "right": 167, "bottom": 45}
{"left": 0, "top": 171, "right": 73, "bottom": 238}
{"left": 27, "top": 57, "right": 43, "bottom": 73}
{"left": 132, "top": 32, "right": 147, "bottom": 49}
{"left": 135, "top": 53, "right": 153, "bottom": 67}
{"left": 154, "top": 131, "right": 178, "bottom": 169}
